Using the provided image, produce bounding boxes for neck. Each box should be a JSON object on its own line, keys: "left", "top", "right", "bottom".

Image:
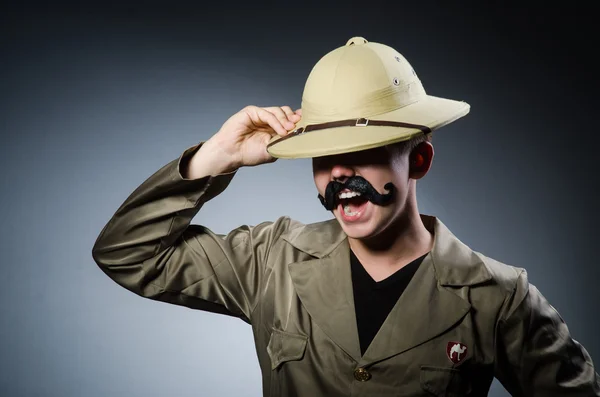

{"left": 348, "top": 193, "right": 433, "bottom": 270}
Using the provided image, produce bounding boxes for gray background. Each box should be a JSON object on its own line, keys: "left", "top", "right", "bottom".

{"left": 1, "top": 1, "right": 598, "bottom": 396}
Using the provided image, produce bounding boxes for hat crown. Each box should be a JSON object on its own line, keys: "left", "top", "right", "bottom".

{"left": 301, "top": 37, "right": 427, "bottom": 123}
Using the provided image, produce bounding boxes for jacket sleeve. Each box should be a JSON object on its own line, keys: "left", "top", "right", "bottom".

{"left": 91, "top": 142, "right": 299, "bottom": 324}
{"left": 494, "top": 269, "right": 600, "bottom": 396}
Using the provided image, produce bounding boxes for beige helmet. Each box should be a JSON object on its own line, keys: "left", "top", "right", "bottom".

{"left": 267, "top": 36, "right": 470, "bottom": 159}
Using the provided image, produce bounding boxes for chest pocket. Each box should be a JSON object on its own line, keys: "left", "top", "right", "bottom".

{"left": 266, "top": 328, "right": 308, "bottom": 370}
{"left": 420, "top": 365, "right": 472, "bottom": 396}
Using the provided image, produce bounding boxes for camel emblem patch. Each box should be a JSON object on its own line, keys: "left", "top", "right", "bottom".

{"left": 446, "top": 342, "right": 468, "bottom": 364}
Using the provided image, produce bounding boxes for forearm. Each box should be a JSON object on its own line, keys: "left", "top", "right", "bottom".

{"left": 182, "top": 138, "right": 240, "bottom": 179}
{"left": 92, "top": 142, "right": 236, "bottom": 270}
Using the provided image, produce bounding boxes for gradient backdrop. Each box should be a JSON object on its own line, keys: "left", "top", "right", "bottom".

{"left": 2, "top": 1, "right": 599, "bottom": 396}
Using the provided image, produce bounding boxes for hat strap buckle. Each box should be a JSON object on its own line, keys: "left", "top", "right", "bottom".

{"left": 267, "top": 117, "right": 431, "bottom": 149}
{"left": 355, "top": 118, "right": 369, "bottom": 126}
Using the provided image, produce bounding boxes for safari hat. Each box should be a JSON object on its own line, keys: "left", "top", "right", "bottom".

{"left": 266, "top": 36, "right": 470, "bottom": 159}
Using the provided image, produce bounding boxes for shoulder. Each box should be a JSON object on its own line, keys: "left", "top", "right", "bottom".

{"left": 240, "top": 215, "right": 307, "bottom": 247}
{"left": 429, "top": 216, "right": 532, "bottom": 322}
{"left": 429, "top": 216, "right": 527, "bottom": 293}
{"left": 187, "top": 215, "right": 306, "bottom": 249}
{"left": 452, "top": 247, "right": 533, "bottom": 324}
{"left": 278, "top": 217, "right": 346, "bottom": 258}
{"left": 476, "top": 251, "right": 528, "bottom": 295}
{"left": 430, "top": 216, "right": 526, "bottom": 295}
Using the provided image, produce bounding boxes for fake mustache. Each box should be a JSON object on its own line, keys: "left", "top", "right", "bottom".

{"left": 317, "top": 176, "right": 396, "bottom": 211}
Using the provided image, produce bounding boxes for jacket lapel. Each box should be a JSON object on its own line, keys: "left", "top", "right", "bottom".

{"left": 358, "top": 253, "right": 469, "bottom": 365}
{"left": 286, "top": 222, "right": 362, "bottom": 362}
{"left": 282, "top": 215, "right": 493, "bottom": 366}
{"left": 359, "top": 216, "right": 493, "bottom": 365}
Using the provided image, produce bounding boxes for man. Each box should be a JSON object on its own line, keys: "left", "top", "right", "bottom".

{"left": 92, "top": 37, "right": 599, "bottom": 396}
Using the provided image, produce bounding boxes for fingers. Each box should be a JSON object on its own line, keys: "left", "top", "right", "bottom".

{"left": 264, "top": 106, "right": 297, "bottom": 130}
{"left": 243, "top": 105, "right": 303, "bottom": 137}
{"left": 281, "top": 106, "right": 302, "bottom": 121}
{"left": 283, "top": 106, "right": 303, "bottom": 125}
{"left": 280, "top": 106, "right": 295, "bottom": 118}
{"left": 289, "top": 106, "right": 302, "bottom": 122}
{"left": 245, "top": 106, "right": 289, "bottom": 137}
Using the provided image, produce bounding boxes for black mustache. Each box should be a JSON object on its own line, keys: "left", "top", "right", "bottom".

{"left": 318, "top": 176, "right": 396, "bottom": 211}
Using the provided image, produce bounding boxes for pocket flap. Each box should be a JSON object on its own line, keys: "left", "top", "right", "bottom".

{"left": 266, "top": 328, "right": 308, "bottom": 370}
{"left": 420, "top": 365, "right": 472, "bottom": 396}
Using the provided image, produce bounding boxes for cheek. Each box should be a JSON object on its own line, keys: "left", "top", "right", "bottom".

{"left": 389, "top": 160, "right": 410, "bottom": 187}
{"left": 370, "top": 170, "right": 403, "bottom": 193}
{"left": 312, "top": 171, "right": 328, "bottom": 194}
{"left": 391, "top": 154, "right": 409, "bottom": 173}
{"left": 377, "top": 171, "right": 408, "bottom": 204}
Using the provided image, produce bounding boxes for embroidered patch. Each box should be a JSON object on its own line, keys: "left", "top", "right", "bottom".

{"left": 446, "top": 342, "right": 468, "bottom": 364}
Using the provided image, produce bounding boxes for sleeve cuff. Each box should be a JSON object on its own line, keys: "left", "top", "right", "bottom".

{"left": 173, "top": 141, "right": 238, "bottom": 206}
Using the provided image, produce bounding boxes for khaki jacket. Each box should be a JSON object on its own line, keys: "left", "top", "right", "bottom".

{"left": 92, "top": 143, "right": 600, "bottom": 396}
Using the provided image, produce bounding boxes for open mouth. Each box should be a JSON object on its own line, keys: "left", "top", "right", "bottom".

{"left": 337, "top": 191, "right": 369, "bottom": 217}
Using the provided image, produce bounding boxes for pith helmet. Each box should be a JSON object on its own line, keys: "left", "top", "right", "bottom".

{"left": 267, "top": 36, "right": 469, "bottom": 159}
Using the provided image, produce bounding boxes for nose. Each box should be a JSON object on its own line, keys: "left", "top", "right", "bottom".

{"left": 331, "top": 163, "right": 355, "bottom": 181}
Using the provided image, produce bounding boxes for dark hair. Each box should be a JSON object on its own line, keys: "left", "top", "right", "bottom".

{"left": 385, "top": 132, "right": 432, "bottom": 156}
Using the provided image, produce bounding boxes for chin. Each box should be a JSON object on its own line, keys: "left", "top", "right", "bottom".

{"left": 334, "top": 210, "right": 381, "bottom": 239}
{"left": 343, "top": 227, "right": 377, "bottom": 240}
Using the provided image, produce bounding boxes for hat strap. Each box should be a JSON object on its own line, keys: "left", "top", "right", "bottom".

{"left": 267, "top": 118, "right": 431, "bottom": 149}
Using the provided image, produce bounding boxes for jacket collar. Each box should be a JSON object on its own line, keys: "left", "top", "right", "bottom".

{"left": 281, "top": 214, "right": 493, "bottom": 287}
{"left": 282, "top": 214, "right": 492, "bottom": 364}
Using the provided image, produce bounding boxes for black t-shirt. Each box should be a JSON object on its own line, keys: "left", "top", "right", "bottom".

{"left": 350, "top": 249, "right": 427, "bottom": 356}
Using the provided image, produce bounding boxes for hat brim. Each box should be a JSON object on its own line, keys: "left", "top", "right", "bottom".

{"left": 266, "top": 95, "right": 470, "bottom": 159}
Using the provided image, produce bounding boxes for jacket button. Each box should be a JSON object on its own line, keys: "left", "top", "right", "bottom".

{"left": 354, "top": 367, "right": 372, "bottom": 382}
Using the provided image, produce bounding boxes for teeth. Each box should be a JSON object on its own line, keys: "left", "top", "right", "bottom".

{"left": 343, "top": 204, "right": 359, "bottom": 216}
{"left": 338, "top": 191, "right": 362, "bottom": 199}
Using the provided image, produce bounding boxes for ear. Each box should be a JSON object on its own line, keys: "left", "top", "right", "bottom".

{"left": 409, "top": 141, "right": 434, "bottom": 179}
